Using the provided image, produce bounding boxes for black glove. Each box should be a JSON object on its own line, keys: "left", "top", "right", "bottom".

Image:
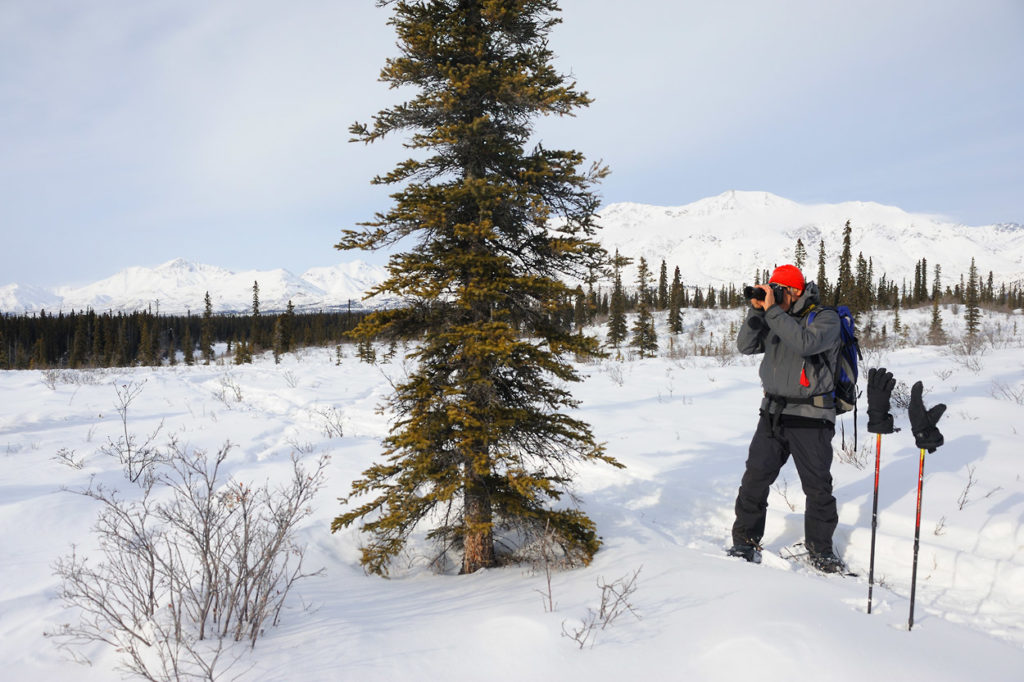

{"left": 866, "top": 367, "right": 897, "bottom": 434}
{"left": 908, "top": 381, "right": 946, "bottom": 453}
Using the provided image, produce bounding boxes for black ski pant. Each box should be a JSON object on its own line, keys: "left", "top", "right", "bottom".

{"left": 732, "top": 413, "right": 838, "bottom": 555}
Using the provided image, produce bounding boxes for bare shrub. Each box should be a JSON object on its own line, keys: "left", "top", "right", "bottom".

{"left": 42, "top": 368, "right": 61, "bottom": 390}
{"left": 946, "top": 337, "right": 986, "bottom": 373}
{"left": 100, "top": 381, "right": 165, "bottom": 484}
{"left": 48, "top": 441, "right": 328, "bottom": 680}
{"left": 891, "top": 381, "right": 912, "bottom": 410}
{"left": 990, "top": 379, "right": 1024, "bottom": 405}
{"left": 562, "top": 566, "right": 642, "bottom": 649}
{"left": 514, "top": 520, "right": 570, "bottom": 613}
{"left": 956, "top": 465, "right": 977, "bottom": 510}
{"left": 605, "top": 361, "right": 626, "bottom": 387}
{"left": 837, "top": 442, "right": 869, "bottom": 470}
{"left": 53, "top": 447, "right": 86, "bottom": 470}
{"left": 772, "top": 475, "right": 798, "bottom": 511}
{"left": 312, "top": 405, "right": 345, "bottom": 438}
{"left": 219, "top": 374, "right": 245, "bottom": 405}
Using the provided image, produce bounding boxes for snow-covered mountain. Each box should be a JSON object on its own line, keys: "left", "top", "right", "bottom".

{"left": 2, "top": 191, "right": 1022, "bottom": 314}
{"left": 0, "top": 258, "right": 391, "bottom": 315}
{"left": 596, "top": 191, "right": 1024, "bottom": 288}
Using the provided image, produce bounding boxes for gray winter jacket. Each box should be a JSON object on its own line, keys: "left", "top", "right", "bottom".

{"left": 736, "top": 282, "right": 843, "bottom": 423}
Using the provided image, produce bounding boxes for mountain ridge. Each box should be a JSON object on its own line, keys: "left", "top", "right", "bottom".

{"left": 3, "top": 191, "right": 1022, "bottom": 314}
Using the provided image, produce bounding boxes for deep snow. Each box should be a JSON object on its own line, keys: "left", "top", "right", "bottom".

{"left": 1, "top": 304, "right": 1022, "bottom": 681}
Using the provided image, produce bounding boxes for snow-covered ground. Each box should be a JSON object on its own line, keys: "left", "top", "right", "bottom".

{"left": 2, "top": 305, "right": 1022, "bottom": 681}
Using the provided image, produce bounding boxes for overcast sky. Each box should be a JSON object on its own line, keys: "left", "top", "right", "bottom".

{"left": 2, "top": 0, "right": 1022, "bottom": 288}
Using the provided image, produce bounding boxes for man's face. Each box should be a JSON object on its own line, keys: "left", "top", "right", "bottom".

{"left": 778, "top": 286, "right": 801, "bottom": 312}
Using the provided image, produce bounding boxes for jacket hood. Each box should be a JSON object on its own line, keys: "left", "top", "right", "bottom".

{"left": 791, "top": 281, "right": 821, "bottom": 316}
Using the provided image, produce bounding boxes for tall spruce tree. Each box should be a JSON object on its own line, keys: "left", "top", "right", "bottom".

{"left": 794, "top": 237, "right": 807, "bottom": 271}
{"left": 668, "top": 266, "right": 684, "bottom": 334}
{"left": 816, "top": 238, "right": 829, "bottom": 301}
{"left": 200, "top": 292, "right": 214, "bottom": 365}
{"left": 630, "top": 257, "right": 658, "bottom": 357}
{"left": 657, "top": 259, "right": 668, "bottom": 310}
{"left": 183, "top": 320, "right": 195, "bottom": 366}
{"left": 965, "top": 257, "right": 981, "bottom": 340}
{"left": 251, "top": 281, "right": 261, "bottom": 350}
{"left": 331, "top": 0, "right": 622, "bottom": 575}
{"left": 928, "top": 295, "right": 946, "bottom": 345}
{"left": 606, "top": 249, "right": 629, "bottom": 348}
{"left": 836, "top": 220, "right": 854, "bottom": 303}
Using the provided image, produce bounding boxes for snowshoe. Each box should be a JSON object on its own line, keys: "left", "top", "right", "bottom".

{"left": 727, "top": 543, "right": 762, "bottom": 564}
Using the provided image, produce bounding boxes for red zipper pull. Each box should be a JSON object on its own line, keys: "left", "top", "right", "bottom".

{"left": 800, "top": 365, "right": 810, "bottom": 387}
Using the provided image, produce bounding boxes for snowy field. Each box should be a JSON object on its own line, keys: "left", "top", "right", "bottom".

{"left": 2, "top": 305, "right": 1023, "bottom": 681}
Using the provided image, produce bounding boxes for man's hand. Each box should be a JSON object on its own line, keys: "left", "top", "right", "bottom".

{"left": 757, "top": 284, "right": 776, "bottom": 310}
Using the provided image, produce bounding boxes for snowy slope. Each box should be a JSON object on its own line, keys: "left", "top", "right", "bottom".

{"left": 1, "top": 306, "right": 1023, "bottom": 680}
{"left": 597, "top": 190, "right": 1024, "bottom": 287}
{"left": 0, "top": 283, "right": 62, "bottom": 314}
{"left": 38, "top": 258, "right": 390, "bottom": 315}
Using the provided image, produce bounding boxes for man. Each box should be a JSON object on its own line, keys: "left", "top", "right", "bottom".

{"left": 729, "top": 264, "right": 846, "bottom": 572}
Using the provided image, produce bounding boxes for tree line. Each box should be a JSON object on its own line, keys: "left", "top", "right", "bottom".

{"left": 0, "top": 287, "right": 369, "bottom": 370}
{"left": 3, "top": 237, "right": 1020, "bottom": 371}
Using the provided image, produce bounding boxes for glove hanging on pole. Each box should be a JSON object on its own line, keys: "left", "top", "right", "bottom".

{"left": 866, "top": 367, "right": 897, "bottom": 434}
{"left": 908, "top": 381, "right": 946, "bottom": 453}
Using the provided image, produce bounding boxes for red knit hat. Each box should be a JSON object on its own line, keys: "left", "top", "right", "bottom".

{"left": 769, "top": 264, "right": 805, "bottom": 292}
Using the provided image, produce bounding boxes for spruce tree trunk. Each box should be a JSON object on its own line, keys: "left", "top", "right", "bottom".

{"left": 462, "top": 473, "right": 495, "bottom": 573}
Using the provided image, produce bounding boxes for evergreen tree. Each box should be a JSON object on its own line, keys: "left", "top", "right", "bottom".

{"left": 928, "top": 295, "right": 946, "bottom": 345}
{"left": 0, "top": 329, "right": 8, "bottom": 369}
{"left": 91, "top": 312, "right": 105, "bottom": 367}
{"left": 282, "top": 300, "right": 295, "bottom": 353}
{"left": 201, "top": 292, "right": 214, "bottom": 365}
{"left": 816, "top": 238, "right": 829, "bottom": 301}
{"left": 272, "top": 318, "right": 284, "bottom": 365}
{"left": 836, "top": 220, "right": 854, "bottom": 302}
{"left": 330, "top": 0, "right": 622, "bottom": 575}
{"left": 965, "top": 257, "right": 981, "bottom": 339}
{"left": 692, "top": 285, "right": 704, "bottom": 308}
{"left": 356, "top": 337, "right": 376, "bottom": 364}
{"left": 630, "top": 257, "right": 658, "bottom": 357}
{"left": 183, "top": 320, "right": 195, "bottom": 366}
{"left": 251, "top": 281, "right": 261, "bottom": 350}
{"left": 606, "top": 250, "right": 629, "bottom": 348}
{"left": 233, "top": 338, "right": 247, "bottom": 365}
{"left": 636, "top": 257, "right": 652, "bottom": 306}
{"left": 920, "top": 258, "right": 928, "bottom": 303}
{"left": 572, "top": 287, "right": 587, "bottom": 331}
{"left": 69, "top": 314, "right": 89, "bottom": 368}
{"left": 794, "top": 237, "right": 807, "bottom": 270}
{"left": 137, "top": 317, "right": 156, "bottom": 366}
{"left": 657, "top": 259, "right": 668, "bottom": 310}
{"left": 668, "top": 266, "right": 684, "bottom": 334}
{"left": 113, "top": 316, "right": 128, "bottom": 367}
{"left": 853, "top": 252, "right": 870, "bottom": 313}
{"left": 30, "top": 336, "right": 46, "bottom": 369}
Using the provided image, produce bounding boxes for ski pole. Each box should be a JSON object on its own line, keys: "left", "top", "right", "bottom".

{"left": 867, "top": 432, "right": 882, "bottom": 614}
{"left": 908, "top": 447, "right": 926, "bottom": 631}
